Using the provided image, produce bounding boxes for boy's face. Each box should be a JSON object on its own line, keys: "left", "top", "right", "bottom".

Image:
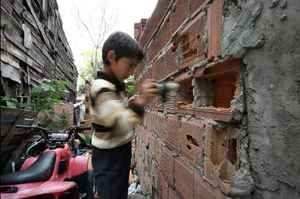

{"left": 108, "top": 51, "right": 139, "bottom": 80}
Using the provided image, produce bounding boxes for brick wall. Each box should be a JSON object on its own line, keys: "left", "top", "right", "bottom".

{"left": 134, "top": 0, "right": 300, "bottom": 199}
{"left": 134, "top": 0, "right": 243, "bottom": 198}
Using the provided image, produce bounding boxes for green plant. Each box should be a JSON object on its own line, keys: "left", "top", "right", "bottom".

{"left": 31, "top": 80, "right": 70, "bottom": 112}
{"left": 46, "top": 112, "right": 69, "bottom": 131}
{"left": 31, "top": 80, "right": 71, "bottom": 131}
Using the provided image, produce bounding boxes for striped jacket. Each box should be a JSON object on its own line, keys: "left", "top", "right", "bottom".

{"left": 88, "top": 72, "right": 144, "bottom": 149}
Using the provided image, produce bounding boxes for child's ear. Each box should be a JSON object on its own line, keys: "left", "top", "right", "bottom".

{"left": 107, "top": 50, "right": 116, "bottom": 63}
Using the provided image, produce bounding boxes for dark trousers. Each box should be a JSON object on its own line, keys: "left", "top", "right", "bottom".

{"left": 92, "top": 142, "right": 132, "bottom": 199}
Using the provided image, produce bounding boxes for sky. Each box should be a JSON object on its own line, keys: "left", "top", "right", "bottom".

{"left": 56, "top": 0, "right": 158, "bottom": 73}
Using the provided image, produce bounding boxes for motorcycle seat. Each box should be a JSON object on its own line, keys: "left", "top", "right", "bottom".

{"left": 0, "top": 151, "right": 56, "bottom": 185}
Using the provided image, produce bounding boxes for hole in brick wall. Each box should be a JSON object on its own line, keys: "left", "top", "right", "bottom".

{"left": 227, "top": 139, "right": 237, "bottom": 164}
{"left": 186, "top": 145, "right": 192, "bottom": 150}
{"left": 210, "top": 128, "right": 227, "bottom": 165}
{"left": 176, "top": 77, "right": 193, "bottom": 108}
{"left": 178, "top": 33, "right": 198, "bottom": 62}
{"left": 212, "top": 74, "right": 237, "bottom": 108}
{"left": 186, "top": 135, "right": 199, "bottom": 147}
{"left": 193, "top": 79, "right": 214, "bottom": 107}
{"left": 218, "top": 160, "right": 235, "bottom": 182}
{"left": 209, "top": 126, "right": 238, "bottom": 183}
{"left": 193, "top": 64, "right": 239, "bottom": 108}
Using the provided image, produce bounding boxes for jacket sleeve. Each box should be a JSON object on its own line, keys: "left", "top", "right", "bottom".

{"left": 89, "top": 80, "right": 142, "bottom": 130}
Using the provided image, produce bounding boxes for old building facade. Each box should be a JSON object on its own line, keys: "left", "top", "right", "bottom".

{"left": 0, "top": 0, "right": 77, "bottom": 171}
{"left": 1, "top": 0, "right": 77, "bottom": 101}
{"left": 134, "top": 0, "right": 300, "bottom": 199}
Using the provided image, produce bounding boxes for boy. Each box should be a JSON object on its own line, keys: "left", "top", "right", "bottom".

{"left": 89, "top": 31, "right": 158, "bottom": 199}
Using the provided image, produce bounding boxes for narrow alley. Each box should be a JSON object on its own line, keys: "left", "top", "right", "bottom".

{"left": 1, "top": 0, "right": 300, "bottom": 199}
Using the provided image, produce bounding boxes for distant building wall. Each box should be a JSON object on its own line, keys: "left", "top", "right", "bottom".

{"left": 134, "top": 0, "right": 300, "bottom": 199}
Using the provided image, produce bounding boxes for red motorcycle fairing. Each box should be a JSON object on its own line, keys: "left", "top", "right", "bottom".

{"left": 0, "top": 181, "right": 76, "bottom": 199}
{"left": 69, "top": 155, "right": 89, "bottom": 177}
{"left": 0, "top": 144, "right": 89, "bottom": 199}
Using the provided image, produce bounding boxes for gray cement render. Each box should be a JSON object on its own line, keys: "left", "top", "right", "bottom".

{"left": 222, "top": 0, "right": 300, "bottom": 198}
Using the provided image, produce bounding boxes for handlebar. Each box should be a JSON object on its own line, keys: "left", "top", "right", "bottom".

{"left": 16, "top": 124, "right": 91, "bottom": 147}
{"left": 16, "top": 124, "right": 91, "bottom": 134}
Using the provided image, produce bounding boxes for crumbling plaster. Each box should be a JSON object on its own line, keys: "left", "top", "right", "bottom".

{"left": 222, "top": 0, "right": 300, "bottom": 198}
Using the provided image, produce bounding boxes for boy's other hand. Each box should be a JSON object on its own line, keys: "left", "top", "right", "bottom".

{"left": 134, "top": 79, "right": 159, "bottom": 106}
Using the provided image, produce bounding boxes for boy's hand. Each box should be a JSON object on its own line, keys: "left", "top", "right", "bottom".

{"left": 134, "top": 79, "right": 159, "bottom": 107}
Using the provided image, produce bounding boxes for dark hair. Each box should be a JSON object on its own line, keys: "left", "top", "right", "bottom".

{"left": 102, "top": 31, "right": 144, "bottom": 65}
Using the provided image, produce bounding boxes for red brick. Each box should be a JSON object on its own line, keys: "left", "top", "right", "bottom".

{"left": 158, "top": 170, "right": 169, "bottom": 199}
{"left": 152, "top": 56, "right": 167, "bottom": 80}
{"left": 140, "top": 174, "right": 152, "bottom": 195}
{"left": 139, "top": 0, "right": 171, "bottom": 46}
{"left": 168, "top": 187, "right": 179, "bottom": 199}
{"left": 170, "top": 0, "right": 189, "bottom": 34}
{"left": 197, "top": 108, "right": 233, "bottom": 122}
{"left": 181, "top": 119, "right": 205, "bottom": 144}
{"left": 207, "top": 0, "right": 224, "bottom": 59}
{"left": 177, "top": 118, "right": 205, "bottom": 165}
{"left": 155, "top": 139, "right": 164, "bottom": 165}
{"left": 174, "top": 157, "right": 194, "bottom": 199}
{"left": 144, "top": 112, "right": 152, "bottom": 131}
{"left": 153, "top": 191, "right": 160, "bottom": 199}
{"left": 147, "top": 36, "right": 160, "bottom": 61}
{"left": 203, "top": 157, "right": 219, "bottom": 188}
{"left": 154, "top": 113, "right": 168, "bottom": 139}
{"left": 143, "top": 112, "right": 158, "bottom": 132}
{"left": 136, "top": 126, "right": 150, "bottom": 146}
{"left": 164, "top": 115, "right": 181, "bottom": 151}
{"left": 177, "top": 12, "right": 207, "bottom": 69}
{"left": 152, "top": 161, "right": 160, "bottom": 190}
{"left": 158, "top": 145, "right": 175, "bottom": 187}
{"left": 190, "top": 0, "right": 207, "bottom": 16}
{"left": 165, "top": 47, "right": 179, "bottom": 74}
{"left": 194, "top": 168, "right": 226, "bottom": 199}
{"left": 152, "top": 48, "right": 178, "bottom": 80}
{"left": 135, "top": 125, "right": 145, "bottom": 137}
{"left": 181, "top": 141, "right": 203, "bottom": 167}
{"left": 159, "top": 15, "right": 173, "bottom": 46}
{"left": 149, "top": 134, "right": 157, "bottom": 158}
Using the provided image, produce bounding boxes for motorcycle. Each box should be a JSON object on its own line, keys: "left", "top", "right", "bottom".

{"left": 0, "top": 125, "right": 94, "bottom": 199}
